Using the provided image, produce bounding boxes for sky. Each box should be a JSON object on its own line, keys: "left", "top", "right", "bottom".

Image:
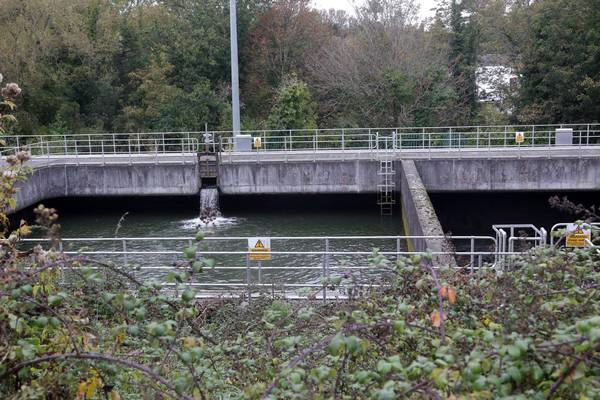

{"left": 312, "top": 0, "right": 438, "bottom": 20}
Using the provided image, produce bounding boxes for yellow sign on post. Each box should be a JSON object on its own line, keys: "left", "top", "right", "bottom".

{"left": 515, "top": 131, "right": 525, "bottom": 144}
{"left": 248, "top": 237, "right": 271, "bottom": 261}
{"left": 253, "top": 137, "right": 262, "bottom": 149}
{"left": 565, "top": 223, "right": 592, "bottom": 248}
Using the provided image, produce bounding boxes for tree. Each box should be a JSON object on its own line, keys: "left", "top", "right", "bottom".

{"left": 516, "top": 0, "right": 600, "bottom": 123}
{"left": 267, "top": 76, "right": 317, "bottom": 130}
{"left": 309, "top": 0, "right": 461, "bottom": 127}
{"left": 243, "top": 0, "right": 329, "bottom": 120}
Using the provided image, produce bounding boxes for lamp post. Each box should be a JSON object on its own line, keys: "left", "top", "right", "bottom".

{"left": 230, "top": 0, "right": 241, "bottom": 136}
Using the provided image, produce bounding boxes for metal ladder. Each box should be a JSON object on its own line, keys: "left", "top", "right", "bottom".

{"left": 377, "top": 138, "right": 396, "bottom": 215}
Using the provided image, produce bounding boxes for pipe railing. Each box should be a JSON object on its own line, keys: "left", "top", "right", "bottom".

{"left": 0, "top": 132, "right": 200, "bottom": 162}
{"left": 20, "top": 235, "right": 495, "bottom": 300}
{"left": 2, "top": 124, "right": 599, "bottom": 160}
{"left": 219, "top": 127, "right": 600, "bottom": 159}
{"left": 19, "top": 228, "right": 597, "bottom": 299}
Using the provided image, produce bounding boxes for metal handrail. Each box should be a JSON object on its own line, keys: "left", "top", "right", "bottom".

{"left": 3, "top": 123, "right": 599, "bottom": 155}
{"left": 21, "top": 231, "right": 593, "bottom": 299}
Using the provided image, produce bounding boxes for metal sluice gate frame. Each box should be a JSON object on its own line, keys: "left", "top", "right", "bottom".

{"left": 19, "top": 228, "right": 597, "bottom": 300}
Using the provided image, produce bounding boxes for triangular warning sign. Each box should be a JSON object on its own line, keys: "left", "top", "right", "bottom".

{"left": 255, "top": 240, "right": 265, "bottom": 249}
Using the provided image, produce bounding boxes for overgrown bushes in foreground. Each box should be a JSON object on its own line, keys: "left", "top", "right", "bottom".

{"left": 1, "top": 220, "right": 599, "bottom": 399}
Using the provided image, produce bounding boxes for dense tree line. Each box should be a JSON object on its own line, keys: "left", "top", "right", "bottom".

{"left": 0, "top": 0, "right": 598, "bottom": 135}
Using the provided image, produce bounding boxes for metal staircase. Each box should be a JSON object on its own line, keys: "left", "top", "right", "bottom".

{"left": 377, "top": 142, "right": 396, "bottom": 215}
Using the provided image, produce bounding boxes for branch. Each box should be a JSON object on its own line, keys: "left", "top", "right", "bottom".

{"left": 546, "top": 342, "right": 600, "bottom": 399}
{"left": 1, "top": 352, "right": 194, "bottom": 400}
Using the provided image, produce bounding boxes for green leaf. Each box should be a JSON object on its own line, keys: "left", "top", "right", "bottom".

{"left": 183, "top": 247, "right": 197, "bottom": 260}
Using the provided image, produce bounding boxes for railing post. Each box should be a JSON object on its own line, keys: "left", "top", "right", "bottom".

{"left": 75, "top": 139, "right": 79, "bottom": 166}
{"left": 428, "top": 131, "right": 432, "bottom": 160}
{"left": 63, "top": 135, "right": 68, "bottom": 155}
{"left": 323, "top": 238, "right": 330, "bottom": 302}
{"left": 341, "top": 128, "right": 345, "bottom": 151}
{"left": 258, "top": 261, "right": 262, "bottom": 286}
{"left": 181, "top": 138, "right": 185, "bottom": 165}
{"left": 246, "top": 254, "right": 251, "bottom": 303}
{"left": 396, "top": 237, "right": 401, "bottom": 263}
{"left": 101, "top": 140, "right": 105, "bottom": 165}
{"left": 122, "top": 239, "right": 127, "bottom": 268}
{"left": 470, "top": 237, "right": 475, "bottom": 271}
{"left": 137, "top": 133, "right": 141, "bottom": 154}
{"left": 88, "top": 134, "right": 92, "bottom": 155}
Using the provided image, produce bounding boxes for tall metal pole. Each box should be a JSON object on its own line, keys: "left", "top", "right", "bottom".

{"left": 230, "top": 0, "right": 241, "bottom": 136}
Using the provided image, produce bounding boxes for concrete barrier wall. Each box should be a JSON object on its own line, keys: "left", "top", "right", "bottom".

{"left": 399, "top": 160, "right": 456, "bottom": 266}
{"left": 218, "top": 160, "right": 379, "bottom": 194}
{"left": 218, "top": 158, "right": 599, "bottom": 195}
{"left": 416, "top": 158, "right": 600, "bottom": 192}
{"left": 13, "top": 163, "right": 200, "bottom": 212}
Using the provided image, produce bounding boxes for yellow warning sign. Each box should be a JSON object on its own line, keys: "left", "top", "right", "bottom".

{"left": 253, "top": 137, "right": 262, "bottom": 149}
{"left": 566, "top": 223, "right": 592, "bottom": 248}
{"left": 515, "top": 132, "right": 525, "bottom": 144}
{"left": 248, "top": 237, "right": 271, "bottom": 261}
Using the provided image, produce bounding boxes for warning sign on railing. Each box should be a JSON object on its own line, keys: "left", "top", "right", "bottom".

{"left": 565, "top": 223, "right": 592, "bottom": 248}
{"left": 248, "top": 237, "right": 271, "bottom": 261}
{"left": 515, "top": 131, "right": 525, "bottom": 143}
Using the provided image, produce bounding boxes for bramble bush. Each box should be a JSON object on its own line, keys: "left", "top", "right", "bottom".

{"left": 1, "top": 76, "right": 599, "bottom": 399}
{"left": 1, "top": 224, "right": 599, "bottom": 399}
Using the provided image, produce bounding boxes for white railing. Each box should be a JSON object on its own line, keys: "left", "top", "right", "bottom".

{"left": 0, "top": 132, "right": 200, "bottom": 165}
{"left": 2, "top": 124, "right": 598, "bottom": 163}
{"left": 19, "top": 227, "right": 597, "bottom": 299}
{"left": 217, "top": 123, "right": 600, "bottom": 162}
{"left": 21, "top": 235, "right": 497, "bottom": 300}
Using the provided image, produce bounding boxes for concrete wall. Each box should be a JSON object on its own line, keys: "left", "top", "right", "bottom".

{"left": 218, "top": 158, "right": 600, "bottom": 195}
{"left": 399, "top": 161, "right": 455, "bottom": 266}
{"left": 416, "top": 158, "right": 600, "bottom": 192}
{"left": 13, "top": 163, "right": 200, "bottom": 212}
{"left": 218, "top": 160, "right": 379, "bottom": 194}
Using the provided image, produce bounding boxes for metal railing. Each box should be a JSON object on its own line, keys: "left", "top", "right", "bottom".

{"left": 218, "top": 123, "right": 600, "bottom": 162}
{"left": 0, "top": 132, "right": 199, "bottom": 165}
{"left": 22, "top": 235, "right": 497, "bottom": 299}
{"left": 19, "top": 226, "right": 598, "bottom": 299}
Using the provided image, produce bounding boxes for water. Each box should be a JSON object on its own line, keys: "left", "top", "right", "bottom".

{"left": 199, "top": 188, "right": 220, "bottom": 220}
{"left": 16, "top": 194, "right": 404, "bottom": 289}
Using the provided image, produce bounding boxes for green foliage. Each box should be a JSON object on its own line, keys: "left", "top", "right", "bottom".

{"left": 517, "top": 0, "right": 600, "bottom": 123}
{"left": 2, "top": 212, "right": 600, "bottom": 398}
{"left": 267, "top": 76, "right": 317, "bottom": 130}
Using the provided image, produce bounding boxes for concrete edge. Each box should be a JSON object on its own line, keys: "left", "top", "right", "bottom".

{"left": 399, "top": 160, "right": 457, "bottom": 267}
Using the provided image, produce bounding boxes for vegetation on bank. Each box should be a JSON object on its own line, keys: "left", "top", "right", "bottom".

{"left": 1, "top": 224, "right": 599, "bottom": 399}
{"left": 1, "top": 0, "right": 599, "bottom": 136}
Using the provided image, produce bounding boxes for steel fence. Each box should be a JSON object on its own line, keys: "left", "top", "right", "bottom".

{"left": 21, "top": 235, "right": 497, "bottom": 300}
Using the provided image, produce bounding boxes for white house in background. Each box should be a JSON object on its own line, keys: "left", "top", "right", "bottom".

{"left": 476, "top": 64, "right": 518, "bottom": 103}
